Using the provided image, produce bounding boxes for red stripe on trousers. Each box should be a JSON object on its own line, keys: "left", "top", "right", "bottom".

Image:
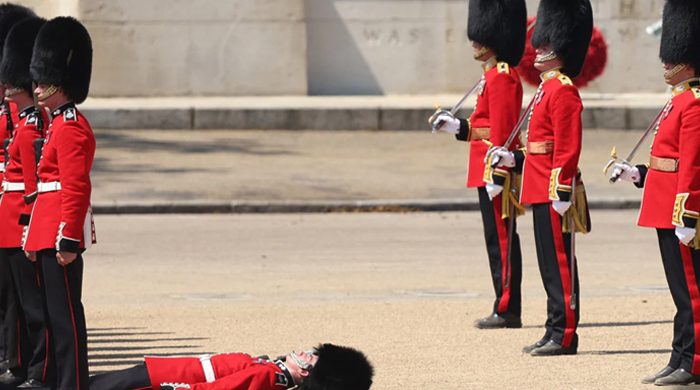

{"left": 492, "top": 193, "right": 511, "bottom": 313}
{"left": 63, "top": 268, "right": 81, "bottom": 390}
{"left": 549, "top": 207, "right": 576, "bottom": 347}
{"left": 679, "top": 244, "right": 700, "bottom": 374}
{"left": 42, "top": 329, "right": 49, "bottom": 381}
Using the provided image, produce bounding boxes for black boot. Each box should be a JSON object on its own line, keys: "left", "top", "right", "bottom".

{"left": 654, "top": 368, "right": 700, "bottom": 386}
{"left": 474, "top": 313, "right": 522, "bottom": 329}
{"left": 530, "top": 335, "right": 578, "bottom": 356}
{"left": 0, "top": 369, "right": 23, "bottom": 386}
{"left": 17, "top": 379, "right": 47, "bottom": 389}
{"left": 640, "top": 365, "right": 675, "bottom": 384}
{"left": 522, "top": 338, "right": 548, "bottom": 354}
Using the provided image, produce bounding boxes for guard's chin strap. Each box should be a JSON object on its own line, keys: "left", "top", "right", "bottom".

{"left": 275, "top": 360, "right": 297, "bottom": 388}
{"left": 37, "top": 84, "right": 59, "bottom": 101}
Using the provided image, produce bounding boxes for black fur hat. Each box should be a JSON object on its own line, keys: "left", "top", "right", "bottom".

{"left": 0, "top": 17, "right": 45, "bottom": 93}
{"left": 660, "top": 0, "right": 700, "bottom": 71}
{"left": 30, "top": 17, "right": 92, "bottom": 104}
{"left": 0, "top": 3, "right": 34, "bottom": 64}
{"left": 531, "top": 0, "right": 593, "bottom": 77}
{"left": 467, "top": 0, "right": 527, "bottom": 66}
{"left": 299, "top": 344, "right": 374, "bottom": 390}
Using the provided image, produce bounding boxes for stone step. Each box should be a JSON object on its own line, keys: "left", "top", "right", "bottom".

{"left": 80, "top": 94, "right": 669, "bottom": 130}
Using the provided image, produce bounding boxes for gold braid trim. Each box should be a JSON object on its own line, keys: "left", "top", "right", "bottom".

{"left": 562, "top": 180, "right": 591, "bottom": 234}
{"left": 500, "top": 172, "right": 526, "bottom": 220}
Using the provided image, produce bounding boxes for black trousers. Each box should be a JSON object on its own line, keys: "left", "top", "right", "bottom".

{"left": 477, "top": 187, "right": 522, "bottom": 316}
{"left": 5, "top": 248, "right": 50, "bottom": 382}
{"left": 532, "top": 203, "right": 580, "bottom": 348}
{"left": 89, "top": 363, "right": 151, "bottom": 390}
{"left": 0, "top": 249, "right": 20, "bottom": 370}
{"left": 39, "top": 249, "right": 88, "bottom": 390}
{"left": 657, "top": 228, "right": 700, "bottom": 373}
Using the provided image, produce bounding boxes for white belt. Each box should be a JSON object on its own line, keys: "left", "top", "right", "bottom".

{"left": 0, "top": 166, "right": 4, "bottom": 173}
{"left": 2, "top": 181, "right": 25, "bottom": 192}
{"left": 199, "top": 355, "right": 216, "bottom": 383}
{"left": 38, "top": 181, "right": 61, "bottom": 193}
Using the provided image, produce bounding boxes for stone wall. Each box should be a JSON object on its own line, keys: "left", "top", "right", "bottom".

{"left": 13, "top": 0, "right": 671, "bottom": 96}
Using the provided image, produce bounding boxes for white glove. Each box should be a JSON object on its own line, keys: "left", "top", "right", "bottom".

{"left": 610, "top": 163, "right": 640, "bottom": 183}
{"left": 676, "top": 226, "right": 696, "bottom": 246}
{"left": 431, "top": 113, "right": 460, "bottom": 134}
{"left": 552, "top": 200, "right": 572, "bottom": 216}
{"left": 487, "top": 148, "right": 515, "bottom": 168}
{"left": 485, "top": 183, "right": 504, "bottom": 200}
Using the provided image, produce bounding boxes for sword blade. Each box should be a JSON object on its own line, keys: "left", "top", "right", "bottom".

{"left": 503, "top": 93, "right": 537, "bottom": 150}
{"left": 449, "top": 78, "right": 483, "bottom": 115}
{"left": 623, "top": 103, "right": 667, "bottom": 162}
{"left": 569, "top": 179, "right": 577, "bottom": 311}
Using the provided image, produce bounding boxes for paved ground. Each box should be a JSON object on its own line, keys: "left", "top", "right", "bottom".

{"left": 81, "top": 210, "right": 697, "bottom": 389}
{"left": 92, "top": 129, "right": 647, "bottom": 211}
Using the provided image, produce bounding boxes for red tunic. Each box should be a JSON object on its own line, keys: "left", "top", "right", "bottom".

{"left": 0, "top": 101, "right": 20, "bottom": 184}
{"left": 638, "top": 80, "right": 700, "bottom": 229}
{"left": 23, "top": 103, "right": 96, "bottom": 252}
{"left": 0, "top": 107, "right": 43, "bottom": 248}
{"left": 458, "top": 59, "right": 523, "bottom": 187}
{"left": 145, "top": 353, "right": 293, "bottom": 390}
{"left": 519, "top": 69, "right": 583, "bottom": 205}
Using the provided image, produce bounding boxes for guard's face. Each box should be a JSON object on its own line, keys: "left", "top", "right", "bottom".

{"left": 284, "top": 350, "right": 319, "bottom": 383}
{"left": 471, "top": 41, "right": 493, "bottom": 61}
{"left": 3, "top": 84, "right": 23, "bottom": 103}
{"left": 534, "top": 45, "right": 562, "bottom": 72}
{"left": 34, "top": 84, "right": 65, "bottom": 110}
{"left": 663, "top": 63, "right": 694, "bottom": 86}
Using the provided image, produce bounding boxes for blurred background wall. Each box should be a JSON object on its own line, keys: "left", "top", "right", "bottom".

{"left": 19, "top": 0, "right": 666, "bottom": 97}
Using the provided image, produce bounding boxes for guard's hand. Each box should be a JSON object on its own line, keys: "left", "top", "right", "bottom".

{"left": 610, "top": 163, "right": 640, "bottom": 183}
{"left": 552, "top": 200, "right": 572, "bottom": 216}
{"left": 160, "top": 383, "right": 191, "bottom": 390}
{"left": 24, "top": 250, "right": 36, "bottom": 262}
{"left": 486, "top": 147, "right": 515, "bottom": 168}
{"left": 431, "top": 113, "right": 460, "bottom": 134}
{"left": 676, "top": 226, "right": 696, "bottom": 246}
{"left": 485, "top": 183, "right": 504, "bottom": 200}
{"left": 56, "top": 251, "right": 77, "bottom": 266}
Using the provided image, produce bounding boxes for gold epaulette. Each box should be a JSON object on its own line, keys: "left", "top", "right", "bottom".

{"left": 497, "top": 62, "right": 509, "bottom": 74}
{"left": 557, "top": 74, "right": 573, "bottom": 86}
{"left": 692, "top": 87, "right": 700, "bottom": 99}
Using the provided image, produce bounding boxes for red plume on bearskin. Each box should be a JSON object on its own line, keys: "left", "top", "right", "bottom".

{"left": 517, "top": 17, "right": 608, "bottom": 88}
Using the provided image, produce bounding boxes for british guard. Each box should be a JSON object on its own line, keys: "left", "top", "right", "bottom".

{"left": 23, "top": 16, "right": 95, "bottom": 390}
{"left": 429, "top": 0, "right": 527, "bottom": 329}
{"left": 0, "top": 16, "right": 50, "bottom": 389}
{"left": 610, "top": 0, "right": 700, "bottom": 385}
{"left": 90, "top": 343, "right": 373, "bottom": 390}
{"left": 490, "top": 0, "right": 593, "bottom": 356}
{"left": 0, "top": 3, "right": 38, "bottom": 384}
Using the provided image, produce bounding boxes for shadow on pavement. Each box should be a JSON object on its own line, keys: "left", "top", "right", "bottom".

{"left": 580, "top": 349, "right": 671, "bottom": 356}
{"left": 87, "top": 327, "right": 210, "bottom": 374}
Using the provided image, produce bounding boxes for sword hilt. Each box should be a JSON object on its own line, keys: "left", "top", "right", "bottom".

{"left": 428, "top": 108, "right": 452, "bottom": 133}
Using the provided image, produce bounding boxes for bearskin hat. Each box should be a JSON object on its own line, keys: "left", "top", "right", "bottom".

{"left": 467, "top": 0, "right": 527, "bottom": 66}
{"left": 531, "top": 0, "right": 593, "bottom": 77}
{"left": 660, "top": 0, "right": 700, "bottom": 71}
{"left": 30, "top": 17, "right": 92, "bottom": 104}
{"left": 0, "top": 17, "right": 45, "bottom": 93}
{"left": 299, "top": 344, "right": 374, "bottom": 390}
{"left": 0, "top": 3, "right": 34, "bottom": 61}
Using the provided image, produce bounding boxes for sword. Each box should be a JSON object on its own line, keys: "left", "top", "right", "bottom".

{"left": 504, "top": 172, "right": 517, "bottom": 289}
{"left": 429, "top": 77, "right": 483, "bottom": 133}
{"left": 488, "top": 93, "right": 538, "bottom": 167}
{"left": 604, "top": 103, "right": 668, "bottom": 183}
{"left": 569, "top": 179, "right": 577, "bottom": 311}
